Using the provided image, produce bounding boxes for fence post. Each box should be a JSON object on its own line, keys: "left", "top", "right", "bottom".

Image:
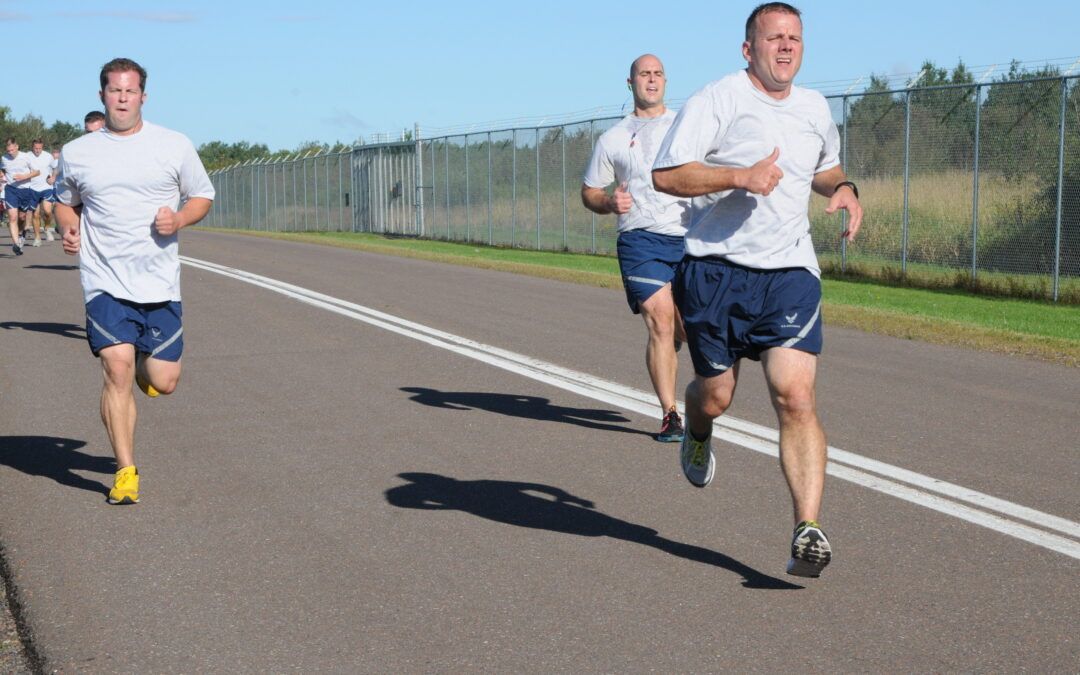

{"left": 465, "top": 135, "right": 471, "bottom": 242}
{"left": 535, "top": 127, "right": 541, "bottom": 250}
{"left": 841, "top": 95, "right": 849, "bottom": 271}
{"left": 415, "top": 124, "right": 424, "bottom": 236}
{"left": 561, "top": 124, "right": 567, "bottom": 251}
{"left": 1054, "top": 77, "right": 1067, "bottom": 302}
{"left": 972, "top": 84, "right": 982, "bottom": 279}
{"left": 512, "top": 129, "right": 517, "bottom": 247}
{"left": 902, "top": 90, "right": 911, "bottom": 275}
{"left": 590, "top": 119, "right": 596, "bottom": 253}
{"left": 445, "top": 139, "right": 450, "bottom": 240}
{"left": 487, "top": 131, "right": 493, "bottom": 245}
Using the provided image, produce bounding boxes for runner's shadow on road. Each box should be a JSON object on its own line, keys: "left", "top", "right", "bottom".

{"left": 0, "top": 436, "right": 111, "bottom": 495}
{"left": 385, "top": 472, "right": 801, "bottom": 590}
{"left": 24, "top": 264, "right": 79, "bottom": 271}
{"left": 401, "top": 387, "right": 652, "bottom": 437}
{"left": 0, "top": 321, "right": 85, "bottom": 340}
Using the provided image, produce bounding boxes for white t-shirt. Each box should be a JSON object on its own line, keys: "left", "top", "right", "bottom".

{"left": 583, "top": 109, "right": 689, "bottom": 236}
{"left": 48, "top": 156, "right": 58, "bottom": 184}
{"left": 1, "top": 152, "right": 33, "bottom": 188}
{"left": 653, "top": 70, "right": 840, "bottom": 275}
{"left": 56, "top": 121, "right": 215, "bottom": 304}
{"left": 27, "top": 150, "right": 53, "bottom": 191}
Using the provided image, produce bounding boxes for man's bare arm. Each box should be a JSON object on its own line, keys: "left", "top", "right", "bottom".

{"left": 811, "top": 165, "right": 863, "bottom": 241}
{"left": 581, "top": 184, "right": 631, "bottom": 215}
{"left": 653, "top": 148, "right": 783, "bottom": 198}
{"left": 154, "top": 197, "right": 212, "bottom": 237}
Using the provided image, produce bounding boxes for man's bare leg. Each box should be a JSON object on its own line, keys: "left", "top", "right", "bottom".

{"left": 761, "top": 347, "right": 826, "bottom": 524}
{"left": 99, "top": 344, "right": 138, "bottom": 468}
{"left": 639, "top": 284, "right": 681, "bottom": 413}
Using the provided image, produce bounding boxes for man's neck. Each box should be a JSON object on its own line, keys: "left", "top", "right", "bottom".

{"left": 634, "top": 103, "right": 667, "bottom": 119}
{"left": 107, "top": 118, "right": 144, "bottom": 137}
{"left": 745, "top": 68, "right": 793, "bottom": 100}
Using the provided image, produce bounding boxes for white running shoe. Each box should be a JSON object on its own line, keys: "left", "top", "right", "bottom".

{"left": 45, "top": 229, "right": 55, "bottom": 241}
{"left": 32, "top": 238, "right": 41, "bottom": 247}
{"left": 679, "top": 431, "right": 715, "bottom": 488}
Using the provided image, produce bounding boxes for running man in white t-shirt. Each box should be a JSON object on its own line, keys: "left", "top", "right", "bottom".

{"left": 27, "top": 138, "right": 55, "bottom": 245}
{"left": 55, "top": 58, "right": 215, "bottom": 505}
{"left": 582, "top": 54, "right": 691, "bottom": 442}
{"left": 653, "top": 3, "right": 862, "bottom": 578}
{"left": 2, "top": 138, "right": 40, "bottom": 255}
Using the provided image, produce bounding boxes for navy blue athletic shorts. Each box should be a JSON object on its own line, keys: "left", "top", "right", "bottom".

{"left": 85, "top": 293, "right": 184, "bottom": 361}
{"left": 674, "top": 256, "right": 822, "bottom": 377}
{"left": 616, "top": 229, "right": 685, "bottom": 314}
{"left": 4, "top": 186, "right": 32, "bottom": 211}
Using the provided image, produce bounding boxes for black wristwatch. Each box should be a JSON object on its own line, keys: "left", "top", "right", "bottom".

{"left": 834, "top": 180, "right": 859, "bottom": 199}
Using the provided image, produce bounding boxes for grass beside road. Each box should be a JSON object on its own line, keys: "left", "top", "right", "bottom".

{"left": 199, "top": 229, "right": 1080, "bottom": 367}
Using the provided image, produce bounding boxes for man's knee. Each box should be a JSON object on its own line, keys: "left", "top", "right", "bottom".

{"left": 100, "top": 347, "right": 136, "bottom": 388}
{"left": 640, "top": 287, "right": 677, "bottom": 336}
{"left": 771, "top": 384, "right": 818, "bottom": 423}
{"left": 689, "top": 376, "right": 735, "bottom": 418}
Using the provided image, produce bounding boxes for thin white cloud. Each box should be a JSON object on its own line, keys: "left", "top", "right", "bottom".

{"left": 58, "top": 10, "right": 197, "bottom": 23}
{"left": 0, "top": 11, "right": 30, "bottom": 20}
{"left": 322, "top": 110, "right": 369, "bottom": 130}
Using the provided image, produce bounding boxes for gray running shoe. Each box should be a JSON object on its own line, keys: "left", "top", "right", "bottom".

{"left": 31, "top": 238, "right": 41, "bottom": 247}
{"left": 679, "top": 430, "right": 715, "bottom": 487}
{"left": 787, "top": 520, "right": 832, "bottom": 578}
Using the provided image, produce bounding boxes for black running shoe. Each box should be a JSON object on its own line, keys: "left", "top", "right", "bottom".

{"left": 656, "top": 409, "right": 685, "bottom": 443}
{"left": 787, "top": 520, "right": 832, "bottom": 577}
{"left": 12, "top": 243, "right": 22, "bottom": 256}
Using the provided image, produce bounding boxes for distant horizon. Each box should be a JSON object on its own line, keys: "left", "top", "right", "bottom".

{"left": 7, "top": 0, "right": 1080, "bottom": 150}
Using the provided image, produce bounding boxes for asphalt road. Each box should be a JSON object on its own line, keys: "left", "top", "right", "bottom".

{"left": 0, "top": 229, "right": 1077, "bottom": 672}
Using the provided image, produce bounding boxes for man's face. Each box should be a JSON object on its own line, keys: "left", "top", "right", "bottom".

{"left": 99, "top": 70, "right": 146, "bottom": 133}
{"left": 52, "top": 149, "right": 60, "bottom": 159}
{"left": 84, "top": 118, "right": 105, "bottom": 133}
{"left": 5, "top": 142, "right": 17, "bottom": 157}
{"left": 32, "top": 142, "right": 43, "bottom": 155}
{"left": 629, "top": 56, "right": 666, "bottom": 109}
{"left": 743, "top": 10, "right": 803, "bottom": 97}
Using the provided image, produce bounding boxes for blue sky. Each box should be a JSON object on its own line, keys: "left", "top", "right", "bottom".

{"left": 7, "top": 0, "right": 1080, "bottom": 150}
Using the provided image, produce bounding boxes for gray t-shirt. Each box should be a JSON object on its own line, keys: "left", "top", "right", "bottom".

{"left": 654, "top": 70, "right": 840, "bottom": 275}
{"left": 583, "top": 109, "right": 689, "bottom": 236}
{"left": 57, "top": 121, "right": 215, "bottom": 303}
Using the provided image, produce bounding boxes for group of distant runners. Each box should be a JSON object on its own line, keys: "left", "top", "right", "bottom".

{"left": 38, "top": 1, "right": 862, "bottom": 580}
{"left": 2, "top": 113, "right": 104, "bottom": 255}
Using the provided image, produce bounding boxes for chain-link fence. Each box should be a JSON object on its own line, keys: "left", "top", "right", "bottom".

{"left": 207, "top": 75, "right": 1080, "bottom": 301}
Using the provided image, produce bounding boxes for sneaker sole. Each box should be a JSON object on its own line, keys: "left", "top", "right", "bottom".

{"left": 107, "top": 496, "right": 139, "bottom": 505}
{"left": 656, "top": 431, "right": 684, "bottom": 443}
{"left": 786, "top": 557, "right": 827, "bottom": 578}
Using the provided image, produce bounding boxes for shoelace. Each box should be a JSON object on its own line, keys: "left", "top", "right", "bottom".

{"left": 689, "top": 440, "right": 707, "bottom": 468}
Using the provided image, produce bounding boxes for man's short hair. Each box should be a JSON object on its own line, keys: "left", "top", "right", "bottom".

{"left": 84, "top": 110, "right": 106, "bottom": 125}
{"left": 4, "top": 137, "right": 16, "bottom": 146}
{"left": 31, "top": 138, "right": 43, "bottom": 145}
{"left": 745, "top": 2, "right": 801, "bottom": 41}
{"left": 99, "top": 57, "right": 147, "bottom": 92}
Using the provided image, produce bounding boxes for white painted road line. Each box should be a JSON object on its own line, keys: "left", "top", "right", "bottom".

{"left": 181, "top": 255, "right": 1080, "bottom": 560}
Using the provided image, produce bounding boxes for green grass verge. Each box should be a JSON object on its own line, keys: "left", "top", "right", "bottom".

{"left": 197, "top": 228, "right": 1080, "bottom": 367}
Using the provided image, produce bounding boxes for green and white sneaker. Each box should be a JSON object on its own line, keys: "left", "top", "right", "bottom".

{"left": 679, "top": 430, "right": 715, "bottom": 487}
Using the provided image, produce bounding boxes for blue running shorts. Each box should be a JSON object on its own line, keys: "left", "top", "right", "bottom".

{"left": 85, "top": 293, "right": 184, "bottom": 361}
{"left": 34, "top": 188, "right": 54, "bottom": 205}
{"left": 616, "top": 229, "right": 685, "bottom": 314}
{"left": 674, "top": 256, "right": 822, "bottom": 377}
{"left": 4, "top": 186, "right": 32, "bottom": 211}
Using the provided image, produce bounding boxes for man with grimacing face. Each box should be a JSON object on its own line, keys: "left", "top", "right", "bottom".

{"left": 53, "top": 58, "right": 215, "bottom": 506}
{"left": 653, "top": 2, "right": 863, "bottom": 578}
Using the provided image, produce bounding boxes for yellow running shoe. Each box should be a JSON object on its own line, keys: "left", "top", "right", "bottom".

{"left": 135, "top": 354, "right": 160, "bottom": 398}
{"left": 108, "top": 466, "right": 139, "bottom": 505}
